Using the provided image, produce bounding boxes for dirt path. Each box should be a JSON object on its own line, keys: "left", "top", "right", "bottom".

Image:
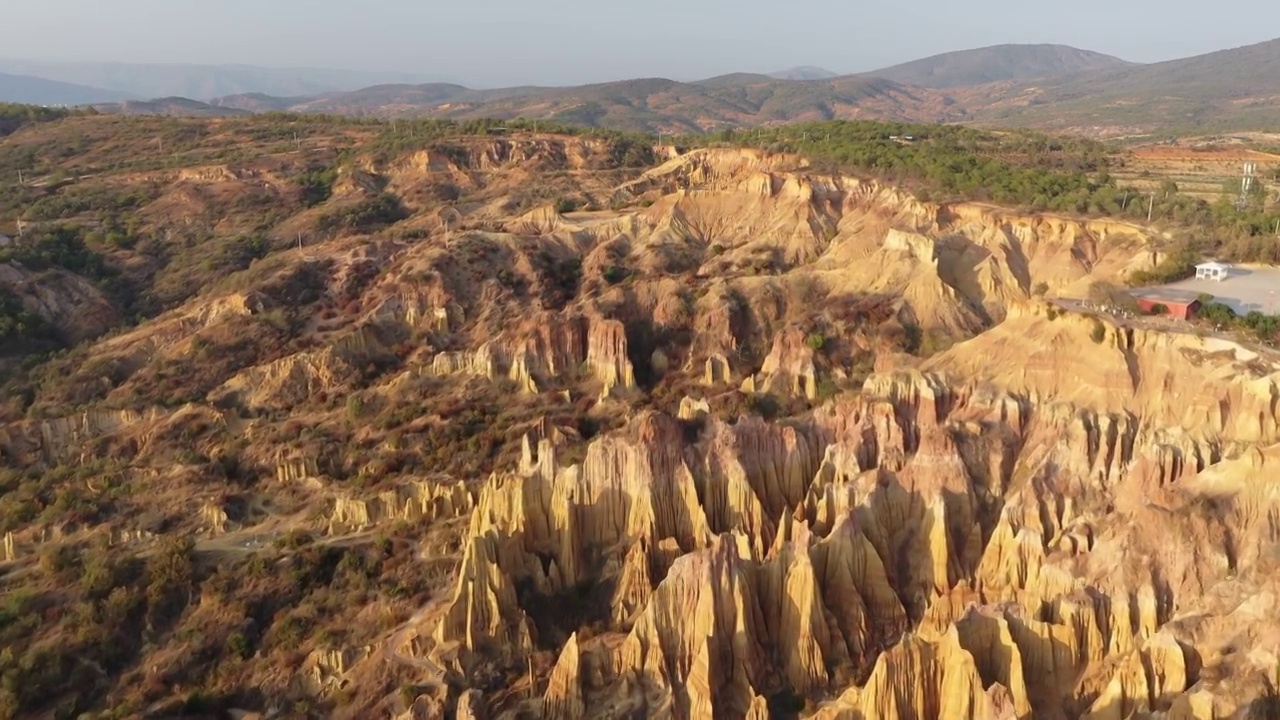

{"left": 1053, "top": 298, "right": 1280, "bottom": 362}
{"left": 382, "top": 595, "right": 450, "bottom": 677}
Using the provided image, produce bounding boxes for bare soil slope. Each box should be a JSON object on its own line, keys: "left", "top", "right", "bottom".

{"left": 1, "top": 120, "right": 1278, "bottom": 719}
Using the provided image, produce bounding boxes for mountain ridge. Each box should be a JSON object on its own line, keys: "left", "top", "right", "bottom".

{"left": 35, "top": 38, "right": 1280, "bottom": 135}
{"left": 862, "top": 43, "right": 1135, "bottom": 88}
{"left": 0, "top": 72, "right": 131, "bottom": 105}
{"left": 0, "top": 58, "right": 453, "bottom": 101}
{"left": 769, "top": 65, "right": 839, "bottom": 80}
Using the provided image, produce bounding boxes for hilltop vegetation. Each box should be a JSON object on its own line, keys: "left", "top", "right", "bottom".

{"left": 0, "top": 103, "right": 83, "bottom": 137}
{"left": 686, "top": 121, "right": 1280, "bottom": 267}
{"left": 0, "top": 112, "right": 657, "bottom": 368}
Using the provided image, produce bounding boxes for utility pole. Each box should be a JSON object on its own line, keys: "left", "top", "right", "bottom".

{"left": 16, "top": 169, "right": 23, "bottom": 186}
{"left": 1238, "top": 162, "right": 1256, "bottom": 210}
{"left": 1147, "top": 192, "right": 1155, "bottom": 223}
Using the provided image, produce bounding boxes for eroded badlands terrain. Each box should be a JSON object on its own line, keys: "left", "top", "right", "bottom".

{"left": 2, "top": 130, "right": 1278, "bottom": 718}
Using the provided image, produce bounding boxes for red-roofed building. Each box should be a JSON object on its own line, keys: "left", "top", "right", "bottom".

{"left": 1133, "top": 289, "right": 1202, "bottom": 320}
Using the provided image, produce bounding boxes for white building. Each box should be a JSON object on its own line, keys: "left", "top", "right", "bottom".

{"left": 1195, "top": 261, "right": 1230, "bottom": 282}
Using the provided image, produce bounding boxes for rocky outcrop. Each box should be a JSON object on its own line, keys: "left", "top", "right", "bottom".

{"left": 415, "top": 324, "right": 1280, "bottom": 718}
{"left": 543, "top": 633, "right": 585, "bottom": 720}
{"left": 297, "top": 646, "right": 372, "bottom": 695}
{"left": 586, "top": 318, "right": 635, "bottom": 398}
{"left": 749, "top": 328, "right": 819, "bottom": 400}
{"left": 201, "top": 502, "right": 230, "bottom": 535}
{"left": 0, "top": 262, "right": 122, "bottom": 343}
{"left": 677, "top": 396, "right": 710, "bottom": 421}
{"left": 456, "top": 690, "right": 488, "bottom": 720}
{"left": 37, "top": 408, "right": 167, "bottom": 458}
{"left": 425, "top": 314, "right": 633, "bottom": 398}
{"left": 928, "top": 301, "right": 1280, "bottom": 445}
{"left": 432, "top": 531, "right": 535, "bottom": 664}
{"left": 275, "top": 457, "right": 320, "bottom": 483}
{"left": 327, "top": 478, "right": 473, "bottom": 533}
{"left": 704, "top": 353, "right": 732, "bottom": 385}
{"left": 214, "top": 348, "right": 359, "bottom": 411}
{"left": 431, "top": 345, "right": 499, "bottom": 380}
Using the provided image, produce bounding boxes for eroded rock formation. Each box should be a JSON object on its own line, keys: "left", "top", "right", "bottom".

{"left": 412, "top": 341, "right": 1280, "bottom": 719}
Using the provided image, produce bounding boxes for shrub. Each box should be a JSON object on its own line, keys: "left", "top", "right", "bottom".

{"left": 0, "top": 288, "right": 55, "bottom": 347}
{"left": 1128, "top": 248, "right": 1197, "bottom": 286}
{"left": 744, "top": 393, "right": 780, "bottom": 420}
{"left": 917, "top": 330, "right": 954, "bottom": 357}
{"left": 296, "top": 165, "right": 338, "bottom": 207}
{"left": 805, "top": 333, "right": 827, "bottom": 352}
{"left": 226, "top": 631, "right": 253, "bottom": 660}
{"left": 816, "top": 377, "right": 840, "bottom": 401}
{"left": 0, "top": 225, "right": 110, "bottom": 279}
{"left": 1033, "top": 281, "right": 1050, "bottom": 297}
{"left": 316, "top": 193, "right": 406, "bottom": 233}
{"left": 1090, "top": 320, "right": 1107, "bottom": 343}
{"left": 346, "top": 395, "right": 364, "bottom": 420}
{"left": 38, "top": 544, "right": 80, "bottom": 576}
{"left": 602, "top": 265, "right": 630, "bottom": 285}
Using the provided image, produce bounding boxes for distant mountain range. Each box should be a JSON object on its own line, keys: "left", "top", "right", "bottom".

{"left": 0, "top": 73, "right": 130, "bottom": 105}
{"left": 0, "top": 59, "right": 450, "bottom": 101}
{"left": 6, "top": 40, "right": 1280, "bottom": 135}
{"left": 769, "top": 66, "right": 839, "bottom": 81}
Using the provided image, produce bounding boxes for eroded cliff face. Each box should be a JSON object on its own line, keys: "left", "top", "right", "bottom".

{"left": 7, "top": 145, "right": 1163, "bottom": 438}
{"left": 0, "top": 262, "right": 122, "bottom": 343}
{"left": 406, "top": 333, "right": 1280, "bottom": 720}
{"left": 7, "top": 139, "right": 1273, "bottom": 720}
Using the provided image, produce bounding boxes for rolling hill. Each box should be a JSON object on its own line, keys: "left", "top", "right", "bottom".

{"left": 864, "top": 43, "right": 1133, "bottom": 88}
{"left": 206, "top": 75, "right": 962, "bottom": 133}
{"left": 970, "top": 37, "right": 1280, "bottom": 131}
{"left": 85, "top": 38, "right": 1280, "bottom": 136}
{"left": 102, "top": 97, "right": 250, "bottom": 117}
{"left": 0, "top": 72, "right": 130, "bottom": 105}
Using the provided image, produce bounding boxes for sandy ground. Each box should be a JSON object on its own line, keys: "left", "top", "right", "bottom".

{"left": 1160, "top": 266, "right": 1280, "bottom": 314}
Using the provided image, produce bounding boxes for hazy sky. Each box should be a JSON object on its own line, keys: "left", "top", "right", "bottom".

{"left": 7, "top": 0, "right": 1280, "bottom": 87}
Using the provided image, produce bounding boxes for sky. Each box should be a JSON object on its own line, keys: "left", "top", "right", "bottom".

{"left": 7, "top": 0, "right": 1280, "bottom": 87}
